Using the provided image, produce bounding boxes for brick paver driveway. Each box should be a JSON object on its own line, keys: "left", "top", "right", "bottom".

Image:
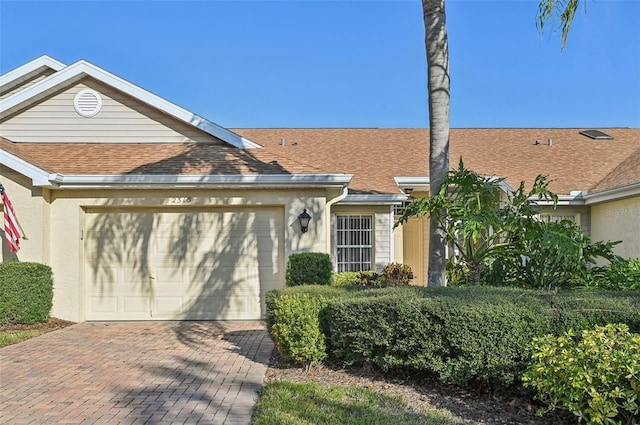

{"left": 0, "top": 321, "right": 273, "bottom": 425}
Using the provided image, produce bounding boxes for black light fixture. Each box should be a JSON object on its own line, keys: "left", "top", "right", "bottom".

{"left": 298, "top": 209, "right": 311, "bottom": 233}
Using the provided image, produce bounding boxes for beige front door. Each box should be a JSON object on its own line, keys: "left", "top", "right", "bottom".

{"left": 83, "top": 207, "right": 284, "bottom": 321}
{"left": 403, "top": 218, "right": 424, "bottom": 286}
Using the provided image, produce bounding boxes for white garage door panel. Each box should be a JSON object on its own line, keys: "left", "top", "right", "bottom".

{"left": 84, "top": 208, "right": 284, "bottom": 321}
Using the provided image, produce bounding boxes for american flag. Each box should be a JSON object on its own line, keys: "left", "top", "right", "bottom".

{"left": 1, "top": 184, "right": 25, "bottom": 253}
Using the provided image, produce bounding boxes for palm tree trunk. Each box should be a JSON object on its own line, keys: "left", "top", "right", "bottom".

{"left": 423, "top": 0, "right": 450, "bottom": 287}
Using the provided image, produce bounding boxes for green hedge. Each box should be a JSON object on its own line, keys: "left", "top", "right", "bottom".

{"left": 0, "top": 262, "right": 54, "bottom": 325}
{"left": 266, "top": 285, "right": 640, "bottom": 390}
{"left": 285, "top": 253, "right": 333, "bottom": 286}
{"left": 326, "top": 287, "right": 640, "bottom": 389}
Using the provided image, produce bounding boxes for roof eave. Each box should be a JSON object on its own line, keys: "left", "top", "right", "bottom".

{"left": 583, "top": 182, "right": 640, "bottom": 205}
{"left": 339, "top": 193, "right": 408, "bottom": 205}
{"left": 46, "top": 173, "right": 353, "bottom": 189}
{"left": 0, "top": 148, "right": 53, "bottom": 186}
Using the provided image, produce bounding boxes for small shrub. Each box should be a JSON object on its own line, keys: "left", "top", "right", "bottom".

{"left": 382, "top": 263, "right": 414, "bottom": 286}
{"left": 446, "top": 261, "right": 469, "bottom": 286}
{"left": 285, "top": 253, "right": 333, "bottom": 286}
{"left": 269, "top": 294, "right": 330, "bottom": 368}
{"left": 588, "top": 258, "right": 640, "bottom": 290}
{"left": 332, "top": 271, "right": 386, "bottom": 286}
{"left": 523, "top": 323, "right": 640, "bottom": 424}
{"left": 0, "top": 262, "right": 53, "bottom": 325}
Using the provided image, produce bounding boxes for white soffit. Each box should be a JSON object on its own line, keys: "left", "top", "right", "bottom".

{"left": 0, "top": 57, "right": 262, "bottom": 149}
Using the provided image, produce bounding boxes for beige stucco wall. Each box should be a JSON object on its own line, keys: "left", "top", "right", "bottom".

{"left": 590, "top": 196, "right": 640, "bottom": 260}
{"left": 0, "top": 166, "right": 50, "bottom": 264}
{"left": 1, "top": 177, "right": 335, "bottom": 322}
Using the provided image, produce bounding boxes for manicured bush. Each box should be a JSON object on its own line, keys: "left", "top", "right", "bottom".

{"left": 285, "top": 253, "right": 333, "bottom": 286}
{"left": 326, "top": 286, "right": 640, "bottom": 390}
{"left": 381, "top": 263, "right": 414, "bottom": 286}
{"left": 269, "top": 294, "right": 330, "bottom": 368}
{"left": 523, "top": 323, "right": 640, "bottom": 424}
{"left": 0, "top": 262, "right": 54, "bottom": 325}
{"left": 327, "top": 287, "right": 553, "bottom": 389}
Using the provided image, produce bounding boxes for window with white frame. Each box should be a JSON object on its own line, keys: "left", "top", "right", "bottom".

{"left": 393, "top": 201, "right": 413, "bottom": 216}
{"left": 336, "top": 215, "right": 373, "bottom": 272}
{"left": 539, "top": 213, "right": 579, "bottom": 224}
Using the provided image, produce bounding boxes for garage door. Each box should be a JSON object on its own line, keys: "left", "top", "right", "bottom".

{"left": 84, "top": 207, "right": 284, "bottom": 321}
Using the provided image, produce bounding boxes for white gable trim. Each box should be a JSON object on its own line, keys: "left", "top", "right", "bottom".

{"left": 0, "top": 55, "right": 66, "bottom": 89}
{"left": 0, "top": 148, "right": 53, "bottom": 186}
{"left": 0, "top": 58, "right": 261, "bottom": 149}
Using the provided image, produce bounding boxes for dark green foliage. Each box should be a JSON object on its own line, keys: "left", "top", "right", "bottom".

{"left": 381, "top": 263, "right": 414, "bottom": 286}
{"left": 285, "top": 253, "right": 333, "bottom": 286}
{"left": 326, "top": 286, "right": 640, "bottom": 390}
{"left": 0, "top": 262, "right": 54, "bottom": 325}
{"left": 586, "top": 258, "right": 640, "bottom": 290}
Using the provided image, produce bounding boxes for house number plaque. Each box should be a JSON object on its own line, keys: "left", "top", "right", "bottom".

{"left": 170, "top": 197, "right": 192, "bottom": 204}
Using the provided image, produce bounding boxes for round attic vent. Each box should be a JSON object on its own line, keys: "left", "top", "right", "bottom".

{"left": 74, "top": 89, "right": 102, "bottom": 117}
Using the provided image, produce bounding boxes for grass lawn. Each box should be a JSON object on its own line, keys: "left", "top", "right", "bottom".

{"left": 0, "top": 329, "right": 48, "bottom": 347}
{"left": 253, "top": 380, "right": 458, "bottom": 425}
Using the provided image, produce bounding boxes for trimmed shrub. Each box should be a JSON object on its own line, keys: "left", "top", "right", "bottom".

{"left": 381, "top": 263, "right": 414, "bottom": 286}
{"left": 327, "top": 287, "right": 553, "bottom": 389}
{"left": 326, "top": 286, "right": 640, "bottom": 390}
{"left": 523, "top": 323, "right": 640, "bottom": 424}
{"left": 269, "top": 294, "right": 330, "bottom": 368}
{"left": 0, "top": 262, "right": 54, "bottom": 325}
{"left": 285, "top": 253, "right": 333, "bottom": 286}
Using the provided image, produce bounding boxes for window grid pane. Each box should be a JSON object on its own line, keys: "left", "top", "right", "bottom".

{"left": 336, "top": 215, "right": 373, "bottom": 272}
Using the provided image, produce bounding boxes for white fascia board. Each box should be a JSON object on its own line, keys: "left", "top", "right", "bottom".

{"left": 532, "top": 193, "right": 586, "bottom": 206}
{"left": 47, "top": 173, "right": 352, "bottom": 189}
{"left": 0, "top": 59, "right": 261, "bottom": 149}
{"left": 0, "top": 149, "right": 53, "bottom": 187}
{"left": 0, "top": 55, "right": 66, "bottom": 88}
{"left": 394, "top": 176, "right": 430, "bottom": 189}
{"left": 583, "top": 182, "right": 640, "bottom": 205}
{"left": 339, "top": 194, "right": 408, "bottom": 205}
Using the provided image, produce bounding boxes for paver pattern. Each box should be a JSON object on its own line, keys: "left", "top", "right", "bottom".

{"left": 0, "top": 321, "right": 273, "bottom": 424}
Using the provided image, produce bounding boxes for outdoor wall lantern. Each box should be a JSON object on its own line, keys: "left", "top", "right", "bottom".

{"left": 298, "top": 209, "right": 312, "bottom": 233}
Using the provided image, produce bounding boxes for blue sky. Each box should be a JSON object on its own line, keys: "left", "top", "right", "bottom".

{"left": 1, "top": 0, "right": 639, "bottom": 128}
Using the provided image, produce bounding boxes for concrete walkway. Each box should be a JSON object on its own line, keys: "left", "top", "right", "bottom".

{"left": 0, "top": 321, "right": 273, "bottom": 425}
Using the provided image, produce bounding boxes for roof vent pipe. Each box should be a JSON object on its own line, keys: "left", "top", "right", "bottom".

{"left": 534, "top": 140, "right": 540, "bottom": 145}
{"left": 280, "top": 137, "right": 285, "bottom": 146}
{"left": 547, "top": 138, "right": 553, "bottom": 146}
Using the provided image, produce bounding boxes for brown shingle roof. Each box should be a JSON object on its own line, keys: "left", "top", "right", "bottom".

{"left": 3, "top": 128, "right": 639, "bottom": 195}
{"left": 235, "top": 128, "right": 640, "bottom": 195}
{"left": 0, "top": 138, "right": 324, "bottom": 175}
{"left": 591, "top": 148, "right": 640, "bottom": 193}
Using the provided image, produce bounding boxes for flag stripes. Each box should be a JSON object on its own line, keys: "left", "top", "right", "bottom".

{"left": 1, "top": 185, "right": 24, "bottom": 253}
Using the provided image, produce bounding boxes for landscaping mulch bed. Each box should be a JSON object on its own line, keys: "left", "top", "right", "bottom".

{"left": 264, "top": 350, "right": 578, "bottom": 425}
{"left": 0, "top": 317, "right": 76, "bottom": 332}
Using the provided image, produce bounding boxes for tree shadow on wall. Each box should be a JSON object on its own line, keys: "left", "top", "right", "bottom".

{"left": 85, "top": 143, "right": 293, "bottom": 325}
